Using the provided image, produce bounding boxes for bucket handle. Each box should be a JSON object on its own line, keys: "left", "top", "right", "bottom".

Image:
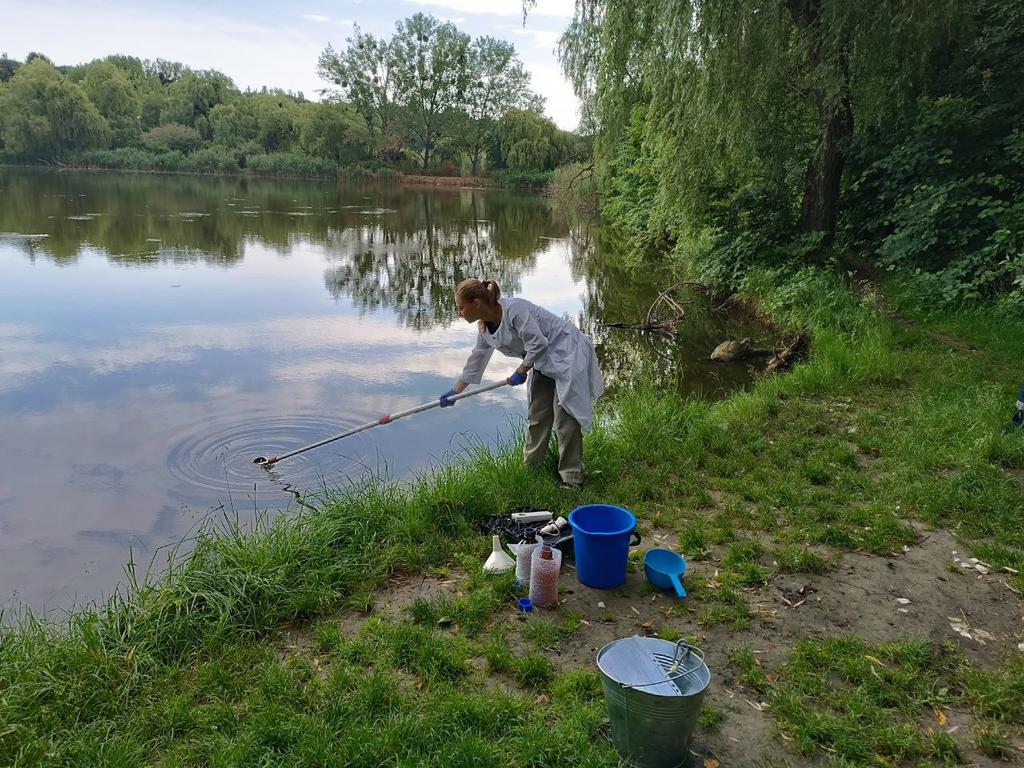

{"left": 668, "top": 639, "right": 705, "bottom": 673}
{"left": 628, "top": 531, "right": 642, "bottom": 547}
{"left": 621, "top": 639, "right": 706, "bottom": 691}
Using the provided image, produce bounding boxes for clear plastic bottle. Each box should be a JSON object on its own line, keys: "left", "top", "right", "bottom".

{"left": 515, "top": 530, "right": 542, "bottom": 588}
{"left": 529, "top": 545, "right": 562, "bottom": 608}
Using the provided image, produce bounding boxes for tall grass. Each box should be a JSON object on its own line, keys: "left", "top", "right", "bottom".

{"left": 245, "top": 152, "right": 337, "bottom": 178}
{"left": 67, "top": 147, "right": 240, "bottom": 174}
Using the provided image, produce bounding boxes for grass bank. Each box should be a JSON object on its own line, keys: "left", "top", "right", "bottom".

{"left": 2, "top": 262, "right": 1023, "bottom": 766}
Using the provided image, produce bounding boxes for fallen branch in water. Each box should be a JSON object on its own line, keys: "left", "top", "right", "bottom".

{"left": 602, "top": 282, "right": 700, "bottom": 339}
{"left": 646, "top": 282, "right": 707, "bottom": 325}
{"left": 764, "top": 333, "right": 810, "bottom": 375}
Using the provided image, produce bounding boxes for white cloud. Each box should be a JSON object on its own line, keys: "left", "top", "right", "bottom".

{"left": 301, "top": 13, "right": 331, "bottom": 22}
{"left": 513, "top": 28, "right": 561, "bottom": 50}
{"left": 518, "top": 240, "right": 584, "bottom": 310}
{"left": 5, "top": 1, "right": 337, "bottom": 100}
{"left": 0, "top": 313, "right": 477, "bottom": 391}
{"left": 523, "top": 58, "right": 579, "bottom": 129}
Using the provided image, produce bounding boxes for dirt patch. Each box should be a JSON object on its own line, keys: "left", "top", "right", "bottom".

{"left": 498, "top": 527, "right": 1023, "bottom": 765}
{"left": 277, "top": 528, "right": 1022, "bottom": 764}
{"left": 277, "top": 573, "right": 462, "bottom": 652}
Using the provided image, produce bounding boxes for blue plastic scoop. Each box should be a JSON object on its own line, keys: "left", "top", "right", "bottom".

{"left": 644, "top": 548, "right": 687, "bottom": 598}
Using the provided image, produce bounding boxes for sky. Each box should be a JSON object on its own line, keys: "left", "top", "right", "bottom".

{"left": 2, "top": 0, "right": 581, "bottom": 129}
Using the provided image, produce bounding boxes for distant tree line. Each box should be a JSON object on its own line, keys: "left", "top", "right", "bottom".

{"left": 0, "top": 14, "right": 589, "bottom": 181}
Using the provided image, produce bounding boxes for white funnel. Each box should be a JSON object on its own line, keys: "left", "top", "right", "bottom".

{"left": 483, "top": 534, "right": 515, "bottom": 573}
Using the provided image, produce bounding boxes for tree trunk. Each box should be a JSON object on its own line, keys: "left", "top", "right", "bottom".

{"left": 799, "top": 92, "right": 853, "bottom": 238}
{"left": 786, "top": 0, "right": 854, "bottom": 241}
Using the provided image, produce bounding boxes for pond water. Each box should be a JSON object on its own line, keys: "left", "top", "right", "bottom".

{"left": 0, "top": 168, "right": 769, "bottom": 613}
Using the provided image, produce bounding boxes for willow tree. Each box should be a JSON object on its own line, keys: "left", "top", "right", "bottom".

{"left": 547, "top": 0, "right": 963, "bottom": 244}
{"left": 0, "top": 58, "right": 110, "bottom": 157}
{"left": 79, "top": 61, "right": 142, "bottom": 146}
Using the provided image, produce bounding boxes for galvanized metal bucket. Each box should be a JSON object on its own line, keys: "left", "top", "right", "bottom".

{"left": 597, "top": 636, "right": 711, "bottom": 768}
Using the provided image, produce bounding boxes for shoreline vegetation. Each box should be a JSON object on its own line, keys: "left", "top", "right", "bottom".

{"left": 0, "top": 158, "right": 554, "bottom": 189}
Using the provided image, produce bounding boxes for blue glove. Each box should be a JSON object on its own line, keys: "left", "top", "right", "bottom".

{"left": 439, "top": 388, "right": 458, "bottom": 408}
{"left": 507, "top": 369, "right": 527, "bottom": 386}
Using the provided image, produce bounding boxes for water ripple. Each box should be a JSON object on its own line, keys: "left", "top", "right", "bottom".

{"left": 166, "top": 413, "right": 376, "bottom": 506}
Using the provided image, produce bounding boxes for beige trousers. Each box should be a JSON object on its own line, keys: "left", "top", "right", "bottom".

{"left": 524, "top": 372, "right": 584, "bottom": 485}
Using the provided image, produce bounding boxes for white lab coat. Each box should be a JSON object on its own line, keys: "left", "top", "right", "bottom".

{"left": 460, "top": 297, "right": 604, "bottom": 431}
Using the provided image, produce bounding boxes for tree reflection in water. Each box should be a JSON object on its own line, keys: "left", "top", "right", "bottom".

{"left": 322, "top": 190, "right": 554, "bottom": 330}
{"left": 0, "top": 167, "right": 771, "bottom": 397}
{"left": 567, "top": 225, "right": 769, "bottom": 399}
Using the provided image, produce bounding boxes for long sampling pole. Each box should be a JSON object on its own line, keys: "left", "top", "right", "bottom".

{"left": 253, "top": 379, "right": 509, "bottom": 468}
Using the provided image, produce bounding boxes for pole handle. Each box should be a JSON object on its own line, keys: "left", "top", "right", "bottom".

{"left": 261, "top": 379, "right": 510, "bottom": 464}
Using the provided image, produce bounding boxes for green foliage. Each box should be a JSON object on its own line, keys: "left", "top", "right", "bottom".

{"left": 3, "top": 17, "right": 574, "bottom": 181}
{"left": 245, "top": 152, "right": 337, "bottom": 178}
{"left": 68, "top": 146, "right": 236, "bottom": 174}
{"left": 601, "top": 105, "right": 662, "bottom": 249}
{"left": 0, "top": 52, "right": 20, "bottom": 82}
{"left": 250, "top": 93, "right": 300, "bottom": 152}
{"left": 186, "top": 146, "right": 242, "bottom": 173}
{"left": 461, "top": 36, "right": 535, "bottom": 174}
{"left": 0, "top": 58, "right": 110, "bottom": 157}
{"left": 209, "top": 101, "right": 259, "bottom": 147}
{"left": 142, "top": 123, "right": 202, "bottom": 153}
{"left": 318, "top": 16, "right": 545, "bottom": 172}
{"left": 769, "top": 637, "right": 955, "bottom": 762}
{"left": 959, "top": 653, "right": 1024, "bottom": 723}
{"left": 407, "top": 573, "right": 516, "bottom": 637}
{"left": 318, "top": 27, "right": 403, "bottom": 142}
{"left": 294, "top": 102, "right": 369, "bottom": 165}
{"left": 487, "top": 168, "right": 552, "bottom": 187}
{"left": 845, "top": 0, "right": 1024, "bottom": 305}
{"left": 763, "top": 637, "right": 1024, "bottom": 764}
{"left": 482, "top": 630, "right": 555, "bottom": 687}
{"left": 560, "top": 0, "right": 959, "bottom": 249}
{"left": 490, "top": 108, "right": 580, "bottom": 172}
{"left": 547, "top": 162, "right": 598, "bottom": 222}
{"left": 772, "top": 545, "right": 829, "bottom": 574}
{"left": 161, "top": 70, "right": 234, "bottom": 138}
{"left": 79, "top": 61, "right": 141, "bottom": 146}
{"left": 973, "top": 723, "right": 1015, "bottom": 759}
{"left": 551, "top": 0, "right": 1024, "bottom": 304}
{"left": 698, "top": 706, "right": 725, "bottom": 732}
{"left": 390, "top": 13, "right": 477, "bottom": 171}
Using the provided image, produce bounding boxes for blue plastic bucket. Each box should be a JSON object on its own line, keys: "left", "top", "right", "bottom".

{"left": 569, "top": 504, "right": 641, "bottom": 589}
